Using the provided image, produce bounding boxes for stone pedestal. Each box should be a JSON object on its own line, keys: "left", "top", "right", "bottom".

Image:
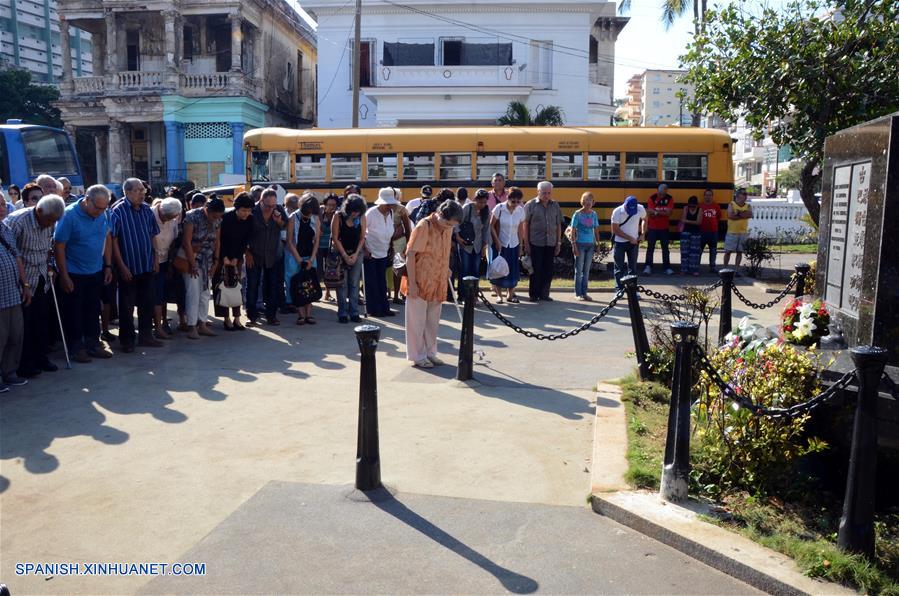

{"left": 817, "top": 112, "right": 899, "bottom": 365}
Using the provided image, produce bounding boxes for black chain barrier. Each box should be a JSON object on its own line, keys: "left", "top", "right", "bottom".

{"left": 476, "top": 288, "right": 625, "bottom": 341}
{"left": 695, "top": 344, "right": 857, "bottom": 419}
{"left": 731, "top": 274, "right": 798, "bottom": 310}
{"left": 637, "top": 279, "right": 724, "bottom": 303}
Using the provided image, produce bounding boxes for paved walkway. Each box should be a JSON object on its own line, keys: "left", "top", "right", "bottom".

{"left": 0, "top": 275, "right": 789, "bottom": 594}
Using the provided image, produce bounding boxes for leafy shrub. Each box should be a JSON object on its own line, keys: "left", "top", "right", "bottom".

{"left": 692, "top": 330, "right": 828, "bottom": 497}
{"left": 644, "top": 345, "right": 674, "bottom": 385}
{"left": 744, "top": 235, "right": 775, "bottom": 278}
{"left": 621, "top": 379, "right": 669, "bottom": 406}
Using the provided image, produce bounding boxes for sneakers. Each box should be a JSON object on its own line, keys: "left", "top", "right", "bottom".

{"left": 0, "top": 383, "right": 8, "bottom": 393}
{"left": 89, "top": 344, "right": 113, "bottom": 359}
{"left": 642, "top": 266, "right": 652, "bottom": 275}
{"left": 576, "top": 295, "right": 586, "bottom": 301}
{"left": 101, "top": 330, "right": 117, "bottom": 343}
{"left": 413, "top": 359, "right": 434, "bottom": 369}
{"left": 427, "top": 355, "right": 446, "bottom": 366}
{"left": 664, "top": 268, "right": 675, "bottom": 275}
{"left": 2, "top": 374, "right": 28, "bottom": 387}
{"left": 74, "top": 349, "right": 93, "bottom": 363}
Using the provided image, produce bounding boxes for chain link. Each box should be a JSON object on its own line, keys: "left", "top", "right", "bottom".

{"left": 477, "top": 289, "right": 625, "bottom": 340}
{"left": 731, "top": 274, "right": 797, "bottom": 310}
{"left": 637, "top": 278, "right": 724, "bottom": 303}
{"left": 694, "top": 345, "right": 856, "bottom": 419}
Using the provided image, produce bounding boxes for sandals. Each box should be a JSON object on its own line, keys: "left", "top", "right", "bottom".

{"left": 508, "top": 296, "right": 520, "bottom": 303}
{"left": 497, "top": 296, "right": 505, "bottom": 304}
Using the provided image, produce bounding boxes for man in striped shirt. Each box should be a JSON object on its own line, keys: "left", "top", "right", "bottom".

{"left": 109, "top": 178, "right": 160, "bottom": 352}
{"left": 6, "top": 195, "right": 66, "bottom": 377}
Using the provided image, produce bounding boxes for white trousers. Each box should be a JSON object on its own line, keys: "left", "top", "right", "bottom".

{"left": 183, "top": 273, "right": 210, "bottom": 326}
{"left": 405, "top": 296, "right": 442, "bottom": 362}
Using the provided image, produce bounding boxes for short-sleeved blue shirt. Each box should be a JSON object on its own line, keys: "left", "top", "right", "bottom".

{"left": 53, "top": 199, "right": 109, "bottom": 275}
{"left": 109, "top": 200, "right": 159, "bottom": 275}
{"left": 571, "top": 210, "right": 599, "bottom": 244}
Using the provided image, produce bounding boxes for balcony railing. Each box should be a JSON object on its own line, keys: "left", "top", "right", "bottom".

{"left": 72, "top": 76, "right": 105, "bottom": 94}
{"left": 180, "top": 72, "right": 231, "bottom": 91}
{"left": 374, "top": 65, "right": 528, "bottom": 88}
{"left": 115, "top": 70, "right": 164, "bottom": 90}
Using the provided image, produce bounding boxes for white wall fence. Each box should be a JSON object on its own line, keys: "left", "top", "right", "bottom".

{"left": 748, "top": 197, "right": 816, "bottom": 241}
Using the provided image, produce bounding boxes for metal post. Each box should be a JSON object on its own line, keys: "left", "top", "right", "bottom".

{"left": 794, "top": 262, "right": 811, "bottom": 299}
{"left": 838, "top": 346, "right": 887, "bottom": 557}
{"left": 622, "top": 275, "right": 650, "bottom": 380}
{"left": 661, "top": 321, "right": 699, "bottom": 502}
{"left": 456, "top": 276, "right": 478, "bottom": 381}
{"left": 354, "top": 324, "right": 382, "bottom": 491}
{"left": 718, "top": 268, "right": 735, "bottom": 345}
{"left": 351, "top": 0, "right": 362, "bottom": 128}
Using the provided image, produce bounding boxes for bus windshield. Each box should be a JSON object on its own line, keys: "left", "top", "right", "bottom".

{"left": 21, "top": 128, "right": 79, "bottom": 178}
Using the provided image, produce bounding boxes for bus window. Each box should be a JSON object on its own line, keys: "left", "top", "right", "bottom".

{"left": 551, "top": 153, "right": 583, "bottom": 180}
{"left": 662, "top": 154, "right": 708, "bottom": 181}
{"left": 252, "top": 151, "right": 291, "bottom": 182}
{"left": 21, "top": 128, "right": 78, "bottom": 178}
{"left": 295, "top": 154, "right": 326, "bottom": 181}
{"left": 513, "top": 152, "right": 546, "bottom": 180}
{"left": 587, "top": 153, "right": 620, "bottom": 180}
{"left": 439, "top": 153, "right": 471, "bottom": 180}
{"left": 476, "top": 153, "right": 507, "bottom": 179}
{"left": 625, "top": 153, "right": 658, "bottom": 181}
{"left": 403, "top": 153, "right": 434, "bottom": 180}
{"left": 367, "top": 154, "right": 398, "bottom": 181}
{"left": 330, "top": 154, "right": 363, "bottom": 181}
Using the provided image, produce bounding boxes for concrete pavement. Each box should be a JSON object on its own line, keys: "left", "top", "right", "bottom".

{"left": 0, "top": 277, "right": 790, "bottom": 594}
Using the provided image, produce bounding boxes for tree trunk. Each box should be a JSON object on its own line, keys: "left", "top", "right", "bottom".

{"left": 800, "top": 160, "right": 821, "bottom": 226}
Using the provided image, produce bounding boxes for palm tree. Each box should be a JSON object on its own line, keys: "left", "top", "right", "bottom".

{"left": 497, "top": 101, "right": 565, "bottom": 126}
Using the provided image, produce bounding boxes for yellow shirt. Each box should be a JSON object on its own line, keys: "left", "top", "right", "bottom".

{"left": 728, "top": 202, "right": 750, "bottom": 234}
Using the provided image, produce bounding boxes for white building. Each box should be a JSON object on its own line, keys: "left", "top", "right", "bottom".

{"left": 624, "top": 69, "right": 692, "bottom": 127}
{"left": 304, "top": 0, "right": 627, "bottom": 128}
{"left": 1, "top": 0, "right": 92, "bottom": 84}
{"left": 730, "top": 118, "right": 800, "bottom": 196}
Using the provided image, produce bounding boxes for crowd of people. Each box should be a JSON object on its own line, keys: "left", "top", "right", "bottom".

{"left": 0, "top": 172, "right": 755, "bottom": 389}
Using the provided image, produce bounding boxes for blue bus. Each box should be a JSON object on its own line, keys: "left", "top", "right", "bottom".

{"left": 0, "top": 120, "right": 84, "bottom": 196}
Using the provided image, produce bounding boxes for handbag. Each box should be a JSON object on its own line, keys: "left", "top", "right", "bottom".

{"left": 215, "top": 282, "right": 243, "bottom": 307}
{"left": 172, "top": 255, "right": 190, "bottom": 274}
{"left": 290, "top": 266, "right": 323, "bottom": 306}
{"left": 322, "top": 249, "right": 345, "bottom": 289}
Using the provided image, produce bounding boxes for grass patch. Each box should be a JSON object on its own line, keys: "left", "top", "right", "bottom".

{"left": 619, "top": 375, "right": 669, "bottom": 490}
{"left": 550, "top": 277, "right": 617, "bottom": 289}
{"left": 619, "top": 376, "right": 899, "bottom": 594}
{"left": 770, "top": 243, "right": 818, "bottom": 254}
{"left": 710, "top": 494, "right": 899, "bottom": 595}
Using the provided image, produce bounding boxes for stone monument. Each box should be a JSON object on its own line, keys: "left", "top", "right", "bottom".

{"left": 817, "top": 111, "right": 899, "bottom": 365}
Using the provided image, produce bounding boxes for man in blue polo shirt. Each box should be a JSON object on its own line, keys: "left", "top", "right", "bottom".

{"left": 53, "top": 184, "right": 114, "bottom": 363}
{"left": 110, "top": 178, "right": 161, "bottom": 352}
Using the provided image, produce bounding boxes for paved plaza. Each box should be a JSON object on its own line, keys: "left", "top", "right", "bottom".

{"left": 0, "top": 271, "right": 786, "bottom": 594}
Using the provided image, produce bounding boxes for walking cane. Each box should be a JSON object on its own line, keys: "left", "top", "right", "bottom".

{"left": 48, "top": 278, "right": 71, "bottom": 370}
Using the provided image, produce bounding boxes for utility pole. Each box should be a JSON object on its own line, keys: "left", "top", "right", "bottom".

{"left": 352, "top": 0, "right": 361, "bottom": 128}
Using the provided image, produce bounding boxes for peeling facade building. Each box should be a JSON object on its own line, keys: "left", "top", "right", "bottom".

{"left": 54, "top": 0, "right": 316, "bottom": 188}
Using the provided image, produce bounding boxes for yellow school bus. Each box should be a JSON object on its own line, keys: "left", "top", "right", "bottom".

{"left": 209, "top": 126, "right": 734, "bottom": 234}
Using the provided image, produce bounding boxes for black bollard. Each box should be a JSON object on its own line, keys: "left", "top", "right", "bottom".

{"left": 838, "top": 346, "right": 887, "bottom": 558}
{"left": 456, "top": 276, "right": 479, "bottom": 382}
{"left": 354, "top": 324, "right": 382, "bottom": 491}
{"left": 794, "top": 262, "right": 811, "bottom": 299}
{"left": 622, "top": 276, "right": 651, "bottom": 380}
{"left": 718, "top": 269, "right": 735, "bottom": 345}
{"left": 661, "top": 321, "right": 699, "bottom": 502}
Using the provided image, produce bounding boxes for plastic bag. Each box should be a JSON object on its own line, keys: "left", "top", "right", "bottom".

{"left": 487, "top": 255, "right": 509, "bottom": 280}
{"left": 520, "top": 254, "right": 533, "bottom": 275}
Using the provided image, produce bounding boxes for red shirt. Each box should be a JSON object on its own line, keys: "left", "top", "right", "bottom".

{"left": 700, "top": 203, "right": 722, "bottom": 233}
{"left": 646, "top": 193, "right": 673, "bottom": 230}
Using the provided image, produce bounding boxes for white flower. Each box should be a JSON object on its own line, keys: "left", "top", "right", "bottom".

{"left": 794, "top": 317, "right": 817, "bottom": 339}
{"left": 798, "top": 302, "right": 816, "bottom": 319}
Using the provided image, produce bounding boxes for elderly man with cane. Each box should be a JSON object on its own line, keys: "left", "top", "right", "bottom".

{"left": 6, "top": 194, "right": 66, "bottom": 376}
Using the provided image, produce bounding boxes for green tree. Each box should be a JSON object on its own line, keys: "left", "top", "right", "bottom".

{"left": 680, "top": 0, "right": 899, "bottom": 224}
{"left": 497, "top": 101, "right": 564, "bottom": 126}
{"left": 776, "top": 161, "right": 802, "bottom": 194}
{"left": 0, "top": 69, "right": 63, "bottom": 128}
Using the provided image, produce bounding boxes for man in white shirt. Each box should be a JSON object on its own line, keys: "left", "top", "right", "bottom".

{"left": 405, "top": 185, "right": 432, "bottom": 221}
{"left": 611, "top": 195, "right": 646, "bottom": 289}
{"left": 363, "top": 187, "right": 400, "bottom": 317}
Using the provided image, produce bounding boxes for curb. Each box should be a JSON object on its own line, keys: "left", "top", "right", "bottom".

{"left": 590, "top": 492, "right": 854, "bottom": 596}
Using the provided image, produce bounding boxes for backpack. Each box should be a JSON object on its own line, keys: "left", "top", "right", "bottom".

{"left": 457, "top": 203, "right": 476, "bottom": 244}
{"left": 290, "top": 266, "right": 323, "bottom": 306}
{"left": 322, "top": 249, "right": 345, "bottom": 289}
{"left": 411, "top": 198, "right": 439, "bottom": 223}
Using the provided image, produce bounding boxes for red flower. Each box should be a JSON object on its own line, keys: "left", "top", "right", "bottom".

{"left": 784, "top": 325, "right": 794, "bottom": 331}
